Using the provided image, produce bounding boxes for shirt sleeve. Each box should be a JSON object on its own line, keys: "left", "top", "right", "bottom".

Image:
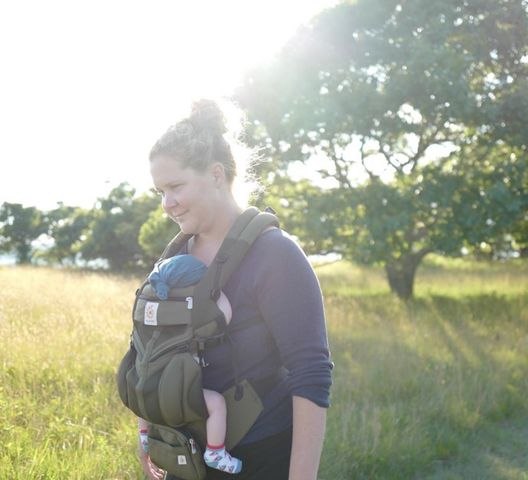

{"left": 253, "top": 230, "right": 333, "bottom": 408}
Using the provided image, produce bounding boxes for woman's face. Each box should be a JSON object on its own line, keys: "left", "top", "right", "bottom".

{"left": 150, "top": 155, "right": 220, "bottom": 235}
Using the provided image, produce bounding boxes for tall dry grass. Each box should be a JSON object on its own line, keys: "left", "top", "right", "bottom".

{"left": 1, "top": 260, "right": 527, "bottom": 479}
{"left": 321, "top": 293, "right": 528, "bottom": 479}
{"left": 1, "top": 267, "right": 139, "bottom": 479}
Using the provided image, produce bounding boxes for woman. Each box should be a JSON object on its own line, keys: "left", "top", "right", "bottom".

{"left": 139, "top": 99, "right": 333, "bottom": 480}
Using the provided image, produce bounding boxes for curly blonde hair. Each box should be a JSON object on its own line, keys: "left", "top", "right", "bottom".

{"left": 149, "top": 99, "right": 257, "bottom": 192}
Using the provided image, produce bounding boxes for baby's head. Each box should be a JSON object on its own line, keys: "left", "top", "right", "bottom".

{"left": 148, "top": 254, "right": 232, "bottom": 324}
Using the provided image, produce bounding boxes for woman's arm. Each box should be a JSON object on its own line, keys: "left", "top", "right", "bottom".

{"left": 251, "top": 231, "right": 333, "bottom": 478}
{"left": 289, "top": 396, "right": 327, "bottom": 480}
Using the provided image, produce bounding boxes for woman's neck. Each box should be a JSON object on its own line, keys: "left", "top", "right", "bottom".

{"left": 190, "top": 196, "right": 243, "bottom": 265}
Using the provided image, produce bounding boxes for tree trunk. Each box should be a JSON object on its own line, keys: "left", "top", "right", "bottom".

{"left": 385, "top": 251, "right": 429, "bottom": 300}
{"left": 17, "top": 243, "right": 32, "bottom": 264}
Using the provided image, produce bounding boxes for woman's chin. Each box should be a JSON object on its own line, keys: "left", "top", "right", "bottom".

{"left": 174, "top": 219, "right": 194, "bottom": 235}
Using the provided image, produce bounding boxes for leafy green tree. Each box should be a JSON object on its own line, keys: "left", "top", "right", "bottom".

{"left": 78, "top": 183, "right": 159, "bottom": 271}
{"left": 40, "top": 203, "right": 92, "bottom": 265}
{"left": 238, "top": 0, "right": 528, "bottom": 298}
{"left": 511, "top": 215, "right": 528, "bottom": 257}
{"left": 255, "top": 177, "right": 338, "bottom": 256}
{"left": 0, "top": 202, "right": 47, "bottom": 264}
{"left": 138, "top": 207, "right": 179, "bottom": 261}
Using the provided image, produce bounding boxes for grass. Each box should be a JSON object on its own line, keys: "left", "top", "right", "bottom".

{"left": 422, "top": 416, "right": 528, "bottom": 480}
{"left": 315, "top": 255, "right": 528, "bottom": 297}
{"left": 0, "top": 267, "right": 140, "bottom": 479}
{"left": 320, "top": 293, "right": 528, "bottom": 479}
{"left": 1, "top": 259, "right": 527, "bottom": 479}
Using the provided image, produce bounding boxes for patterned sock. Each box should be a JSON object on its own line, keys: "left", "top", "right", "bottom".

{"left": 203, "top": 444, "right": 242, "bottom": 474}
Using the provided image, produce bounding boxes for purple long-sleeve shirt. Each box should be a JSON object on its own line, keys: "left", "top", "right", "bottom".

{"left": 201, "top": 228, "right": 333, "bottom": 445}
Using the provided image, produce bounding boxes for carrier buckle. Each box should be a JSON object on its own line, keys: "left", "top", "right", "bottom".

{"left": 197, "top": 340, "right": 209, "bottom": 368}
{"left": 198, "top": 354, "right": 209, "bottom": 368}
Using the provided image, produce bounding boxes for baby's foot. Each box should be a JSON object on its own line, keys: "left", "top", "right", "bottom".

{"left": 204, "top": 445, "right": 242, "bottom": 474}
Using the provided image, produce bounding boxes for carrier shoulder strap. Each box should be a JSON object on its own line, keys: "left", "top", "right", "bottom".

{"left": 159, "top": 231, "right": 193, "bottom": 261}
{"left": 191, "top": 207, "right": 279, "bottom": 328}
{"left": 215, "top": 207, "right": 279, "bottom": 288}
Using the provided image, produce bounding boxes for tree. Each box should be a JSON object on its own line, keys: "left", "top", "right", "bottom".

{"left": 0, "top": 202, "right": 47, "bottom": 264}
{"left": 78, "top": 183, "right": 159, "bottom": 271}
{"left": 237, "top": 0, "right": 528, "bottom": 298}
{"left": 40, "top": 203, "right": 92, "bottom": 265}
{"left": 138, "top": 207, "right": 179, "bottom": 261}
{"left": 511, "top": 215, "right": 528, "bottom": 257}
{"left": 254, "top": 177, "right": 338, "bottom": 256}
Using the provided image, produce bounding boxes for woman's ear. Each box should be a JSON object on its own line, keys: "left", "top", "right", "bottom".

{"left": 210, "top": 162, "right": 226, "bottom": 187}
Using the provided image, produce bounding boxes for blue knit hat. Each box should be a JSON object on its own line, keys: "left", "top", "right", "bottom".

{"left": 148, "top": 254, "right": 207, "bottom": 300}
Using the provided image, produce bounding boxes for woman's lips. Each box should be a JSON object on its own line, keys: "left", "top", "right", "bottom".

{"left": 173, "top": 211, "right": 187, "bottom": 221}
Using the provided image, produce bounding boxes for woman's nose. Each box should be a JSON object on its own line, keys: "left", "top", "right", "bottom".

{"left": 162, "top": 193, "right": 178, "bottom": 210}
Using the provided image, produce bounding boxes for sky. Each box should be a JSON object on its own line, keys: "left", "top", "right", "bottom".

{"left": 0, "top": 0, "right": 337, "bottom": 211}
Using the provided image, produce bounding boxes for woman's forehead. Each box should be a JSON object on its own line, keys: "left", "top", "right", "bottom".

{"left": 150, "top": 156, "right": 205, "bottom": 184}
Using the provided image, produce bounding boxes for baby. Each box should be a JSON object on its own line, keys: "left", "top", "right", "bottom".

{"left": 147, "top": 254, "right": 242, "bottom": 475}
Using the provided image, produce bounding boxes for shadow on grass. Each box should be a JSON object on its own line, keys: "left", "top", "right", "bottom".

{"left": 322, "top": 293, "right": 528, "bottom": 480}
{"left": 421, "top": 415, "right": 528, "bottom": 480}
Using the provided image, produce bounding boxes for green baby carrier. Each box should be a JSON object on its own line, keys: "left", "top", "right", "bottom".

{"left": 116, "top": 207, "right": 280, "bottom": 479}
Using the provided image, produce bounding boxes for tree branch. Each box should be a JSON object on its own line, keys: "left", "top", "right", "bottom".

{"left": 359, "top": 137, "right": 378, "bottom": 181}
{"left": 380, "top": 148, "right": 405, "bottom": 174}
{"left": 332, "top": 154, "right": 354, "bottom": 189}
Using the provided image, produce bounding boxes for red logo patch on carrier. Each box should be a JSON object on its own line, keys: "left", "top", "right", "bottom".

{"left": 144, "top": 302, "right": 159, "bottom": 326}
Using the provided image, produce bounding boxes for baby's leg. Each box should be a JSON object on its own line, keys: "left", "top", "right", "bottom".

{"left": 203, "top": 389, "right": 227, "bottom": 446}
{"left": 203, "top": 389, "right": 242, "bottom": 474}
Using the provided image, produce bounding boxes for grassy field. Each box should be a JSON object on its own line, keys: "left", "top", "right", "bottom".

{"left": 315, "top": 255, "right": 528, "bottom": 298}
{"left": 1, "top": 259, "right": 527, "bottom": 479}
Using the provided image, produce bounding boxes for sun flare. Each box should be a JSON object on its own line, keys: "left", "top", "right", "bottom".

{"left": 0, "top": 0, "right": 337, "bottom": 210}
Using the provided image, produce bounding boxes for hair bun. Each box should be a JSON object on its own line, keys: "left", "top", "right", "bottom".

{"left": 190, "top": 99, "right": 227, "bottom": 136}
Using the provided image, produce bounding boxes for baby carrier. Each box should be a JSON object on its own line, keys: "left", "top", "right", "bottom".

{"left": 116, "top": 207, "right": 280, "bottom": 479}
